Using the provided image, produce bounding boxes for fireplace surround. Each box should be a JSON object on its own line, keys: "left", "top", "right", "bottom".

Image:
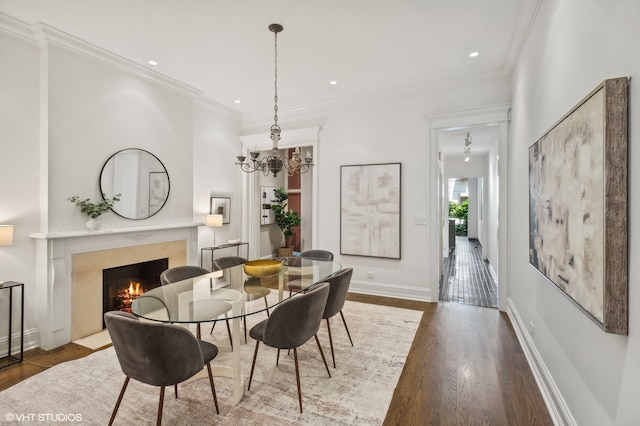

{"left": 30, "top": 223, "right": 201, "bottom": 349}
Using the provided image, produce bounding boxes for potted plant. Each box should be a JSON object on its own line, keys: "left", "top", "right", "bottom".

{"left": 68, "top": 193, "right": 121, "bottom": 230}
{"left": 271, "top": 187, "right": 301, "bottom": 257}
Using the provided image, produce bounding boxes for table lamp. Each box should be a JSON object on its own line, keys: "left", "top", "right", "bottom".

{"left": 0, "top": 225, "right": 13, "bottom": 247}
{"left": 206, "top": 214, "right": 223, "bottom": 247}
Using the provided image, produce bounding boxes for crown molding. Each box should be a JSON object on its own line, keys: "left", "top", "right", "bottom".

{"left": 0, "top": 14, "right": 207, "bottom": 100}
{"left": 32, "top": 22, "right": 205, "bottom": 99}
{"left": 503, "top": 0, "right": 543, "bottom": 75}
{"left": 428, "top": 103, "right": 512, "bottom": 130}
{"left": 0, "top": 13, "right": 38, "bottom": 44}
{"left": 194, "top": 97, "right": 243, "bottom": 121}
{"left": 242, "top": 69, "right": 511, "bottom": 129}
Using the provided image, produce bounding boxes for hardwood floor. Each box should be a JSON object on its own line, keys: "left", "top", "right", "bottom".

{"left": 380, "top": 301, "right": 553, "bottom": 426}
{"left": 440, "top": 236, "right": 498, "bottom": 308}
{"left": 0, "top": 342, "right": 95, "bottom": 391}
{"left": 0, "top": 294, "right": 552, "bottom": 425}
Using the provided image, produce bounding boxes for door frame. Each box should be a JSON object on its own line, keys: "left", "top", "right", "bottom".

{"left": 239, "top": 127, "right": 320, "bottom": 259}
{"left": 428, "top": 105, "right": 510, "bottom": 310}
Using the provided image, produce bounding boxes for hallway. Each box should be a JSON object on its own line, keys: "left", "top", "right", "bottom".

{"left": 440, "top": 236, "right": 498, "bottom": 308}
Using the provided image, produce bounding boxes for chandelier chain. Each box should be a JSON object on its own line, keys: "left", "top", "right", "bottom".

{"left": 273, "top": 30, "right": 279, "bottom": 129}
{"left": 235, "top": 23, "right": 314, "bottom": 177}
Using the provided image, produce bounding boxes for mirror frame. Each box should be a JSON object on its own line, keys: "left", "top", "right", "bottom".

{"left": 100, "top": 148, "right": 170, "bottom": 220}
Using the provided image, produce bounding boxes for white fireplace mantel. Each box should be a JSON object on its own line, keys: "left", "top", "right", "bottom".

{"left": 29, "top": 222, "right": 203, "bottom": 240}
{"left": 30, "top": 222, "right": 203, "bottom": 349}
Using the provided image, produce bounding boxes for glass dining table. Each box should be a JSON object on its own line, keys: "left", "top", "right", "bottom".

{"left": 131, "top": 257, "right": 341, "bottom": 404}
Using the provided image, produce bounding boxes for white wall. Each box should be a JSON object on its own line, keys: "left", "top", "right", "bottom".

{"left": 269, "top": 77, "right": 510, "bottom": 301}
{"left": 467, "top": 177, "right": 478, "bottom": 239}
{"left": 0, "top": 28, "right": 40, "bottom": 341}
{"left": 0, "top": 20, "right": 242, "bottom": 350}
{"left": 193, "top": 101, "right": 243, "bottom": 263}
{"left": 486, "top": 141, "right": 499, "bottom": 269}
{"left": 509, "top": 0, "right": 640, "bottom": 424}
{"left": 47, "top": 44, "right": 195, "bottom": 232}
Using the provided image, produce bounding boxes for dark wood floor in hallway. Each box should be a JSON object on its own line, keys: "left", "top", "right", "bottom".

{"left": 381, "top": 301, "right": 553, "bottom": 426}
{"left": 441, "top": 236, "right": 498, "bottom": 308}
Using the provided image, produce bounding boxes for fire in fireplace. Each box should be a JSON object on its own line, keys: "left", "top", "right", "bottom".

{"left": 102, "top": 258, "right": 168, "bottom": 325}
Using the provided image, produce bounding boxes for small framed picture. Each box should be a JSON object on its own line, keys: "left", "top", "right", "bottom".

{"left": 210, "top": 196, "right": 231, "bottom": 224}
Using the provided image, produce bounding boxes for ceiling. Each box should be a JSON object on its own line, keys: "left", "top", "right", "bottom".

{"left": 0, "top": 0, "right": 536, "bottom": 155}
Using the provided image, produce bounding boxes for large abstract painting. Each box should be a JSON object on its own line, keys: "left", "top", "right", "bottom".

{"left": 341, "top": 163, "right": 401, "bottom": 259}
{"left": 529, "top": 77, "right": 628, "bottom": 334}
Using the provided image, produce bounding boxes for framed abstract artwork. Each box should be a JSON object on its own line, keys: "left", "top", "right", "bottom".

{"left": 340, "top": 162, "right": 401, "bottom": 259}
{"left": 210, "top": 196, "right": 231, "bottom": 224}
{"left": 529, "top": 77, "right": 628, "bottom": 334}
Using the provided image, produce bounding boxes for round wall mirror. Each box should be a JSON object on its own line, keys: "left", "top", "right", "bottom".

{"left": 100, "top": 148, "right": 170, "bottom": 220}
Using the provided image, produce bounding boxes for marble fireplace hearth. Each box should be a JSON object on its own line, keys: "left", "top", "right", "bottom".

{"left": 30, "top": 223, "right": 201, "bottom": 350}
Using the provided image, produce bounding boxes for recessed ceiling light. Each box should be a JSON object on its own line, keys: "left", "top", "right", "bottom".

{"left": 469, "top": 52, "right": 479, "bottom": 58}
{"left": 234, "top": 100, "right": 241, "bottom": 104}
{"left": 148, "top": 60, "right": 158, "bottom": 65}
{"left": 329, "top": 80, "right": 338, "bottom": 85}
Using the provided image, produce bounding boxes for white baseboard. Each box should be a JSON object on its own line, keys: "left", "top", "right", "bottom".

{"left": 349, "top": 279, "right": 432, "bottom": 302}
{"left": 0, "top": 328, "right": 39, "bottom": 358}
{"left": 506, "top": 299, "right": 576, "bottom": 426}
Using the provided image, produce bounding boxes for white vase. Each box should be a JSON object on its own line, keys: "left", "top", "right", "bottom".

{"left": 86, "top": 218, "right": 100, "bottom": 230}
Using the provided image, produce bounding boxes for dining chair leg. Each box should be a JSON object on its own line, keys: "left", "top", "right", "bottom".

{"left": 196, "top": 324, "right": 201, "bottom": 340}
{"left": 108, "top": 376, "right": 130, "bottom": 426}
{"left": 340, "top": 310, "right": 354, "bottom": 346}
{"left": 174, "top": 384, "right": 178, "bottom": 398}
{"left": 243, "top": 317, "right": 247, "bottom": 343}
{"left": 325, "top": 318, "right": 336, "bottom": 368}
{"left": 314, "top": 334, "right": 331, "bottom": 378}
{"left": 206, "top": 362, "right": 220, "bottom": 414}
{"left": 209, "top": 318, "right": 234, "bottom": 349}
{"left": 293, "top": 347, "right": 303, "bottom": 413}
{"left": 263, "top": 297, "right": 270, "bottom": 316}
{"left": 157, "top": 385, "right": 165, "bottom": 426}
{"left": 248, "top": 340, "right": 261, "bottom": 390}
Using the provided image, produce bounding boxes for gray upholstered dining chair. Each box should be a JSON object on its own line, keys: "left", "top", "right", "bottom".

{"left": 212, "top": 256, "right": 247, "bottom": 271}
{"left": 247, "top": 282, "right": 331, "bottom": 413}
{"left": 321, "top": 267, "right": 354, "bottom": 368}
{"left": 160, "top": 265, "right": 210, "bottom": 286}
{"left": 160, "top": 265, "right": 232, "bottom": 345}
{"left": 286, "top": 249, "right": 334, "bottom": 295}
{"left": 104, "top": 311, "right": 219, "bottom": 425}
{"left": 300, "top": 249, "right": 334, "bottom": 261}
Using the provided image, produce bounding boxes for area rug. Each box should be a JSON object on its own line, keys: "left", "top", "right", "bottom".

{"left": 0, "top": 301, "right": 422, "bottom": 425}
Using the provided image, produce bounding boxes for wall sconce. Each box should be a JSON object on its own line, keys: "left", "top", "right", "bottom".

{"left": 206, "top": 214, "right": 223, "bottom": 247}
{"left": 0, "top": 225, "right": 14, "bottom": 247}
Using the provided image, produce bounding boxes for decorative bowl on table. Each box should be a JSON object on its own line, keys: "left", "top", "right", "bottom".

{"left": 243, "top": 259, "right": 282, "bottom": 278}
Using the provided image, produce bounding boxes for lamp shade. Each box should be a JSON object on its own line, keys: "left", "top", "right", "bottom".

{"left": 0, "top": 225, "right": 14, "bottom": 247}
{"left": 206, "top": 214, "right": 223, "bottom": 228}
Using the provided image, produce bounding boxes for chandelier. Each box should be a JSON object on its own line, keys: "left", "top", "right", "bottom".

{"left": 464, "top": 132, "right": 472, "bottom": 162}
{"left": 236, "top": 23, "right": 314, "bottom": 178}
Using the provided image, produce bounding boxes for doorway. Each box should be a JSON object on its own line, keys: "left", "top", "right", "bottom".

{"left": 440, "top": 177, "right": 497, "bottom": 307}
{"left": 239, "top": 127, "right": 320, "bottom": 260}
{"left": 429, "top": 112, "right": 507, "bottom": 309}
